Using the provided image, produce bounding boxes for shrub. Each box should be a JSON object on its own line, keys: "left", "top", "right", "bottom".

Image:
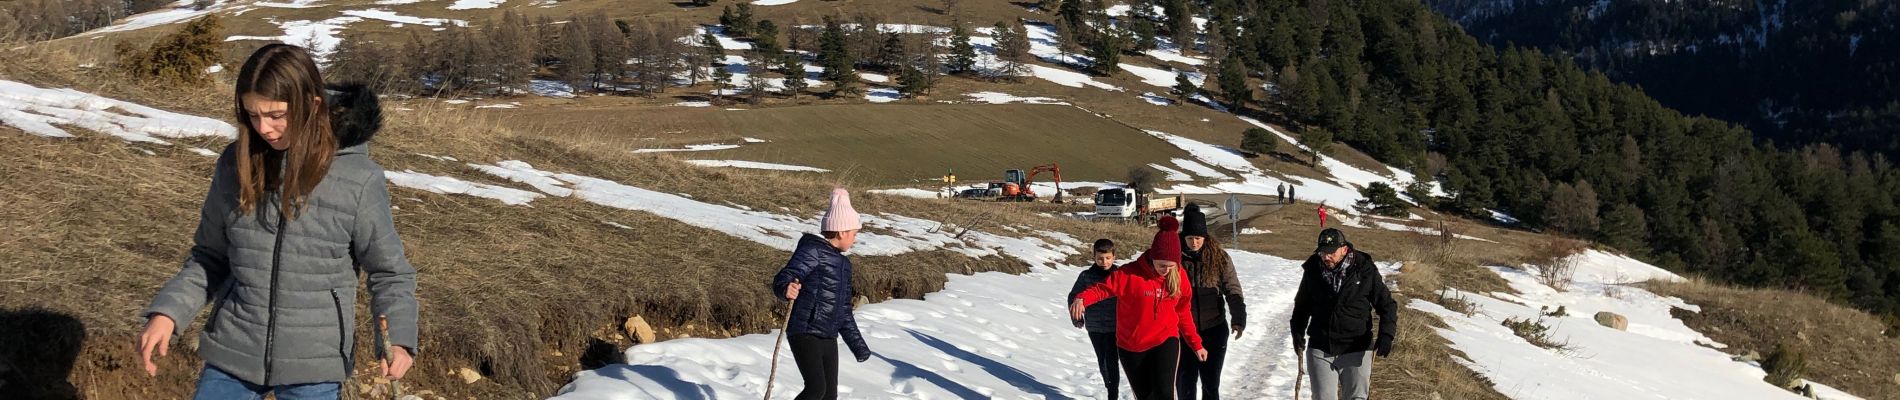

{"left": 1357, "top": 182, "right": 1407, "bottom": 217}
{"left": 115, "top": 14, "right": 223, "bottom": 85}
{"left": 1761, "top": 342, "right": 1807, "bottom": 389}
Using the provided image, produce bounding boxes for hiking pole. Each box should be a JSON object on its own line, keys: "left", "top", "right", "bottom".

{"left": 376, "top": 315, "right": 403, "bottom": 399}
{"left": 764, "top": 281, "right": 798, "bottom": 400}
{"left": 1293, "top": 347, "right": 1305, "bottom": 400}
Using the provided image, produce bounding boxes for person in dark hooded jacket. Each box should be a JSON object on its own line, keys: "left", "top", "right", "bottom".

{"left": 1176, "top": 204, "right": 1246, "bottom": 400}
{"left": 1290, "top": 228, "right": 1397, "bottom": 400}
{"left": 1068, "top": 239, "right": 1123, "bottom": 398}
{"left": 136, "top": 44, "right": 419, "bottom": 399}
{"left": 771, "top": 188, "right": 872, "bottom": 400}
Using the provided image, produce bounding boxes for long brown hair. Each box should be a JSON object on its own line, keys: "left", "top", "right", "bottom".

{"left": 233, "top": 44, "right": 336, "bottom": 220}
{"left": 1187, "top": 234, "right": 1234, "bottom": 287}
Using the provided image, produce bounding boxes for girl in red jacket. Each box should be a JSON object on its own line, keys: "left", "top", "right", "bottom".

{"left": 1072, "top": 216, "right": 1208, "bottom": 399}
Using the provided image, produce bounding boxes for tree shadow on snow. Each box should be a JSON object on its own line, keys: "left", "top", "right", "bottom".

{"left": 873, "top": 353, "right": 988, "bottom": 399}
{"left": 595, "top": 364, "right": 715, "bottom": 399}
{"left": 906, "top": 329, "right": 1068, "bottom": 399}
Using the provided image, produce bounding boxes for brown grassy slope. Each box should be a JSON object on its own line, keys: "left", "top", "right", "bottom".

{"left": 490, "top": 102, "right": 1193, "bottom": 184}
{"left": 0, "top": 57, "right": 1151, "bottom": 399}
{"left": 1652, "top": 279, "right": 1900, "bottom": 399}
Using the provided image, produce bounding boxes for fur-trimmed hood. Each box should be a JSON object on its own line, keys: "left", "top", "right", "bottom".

{"left": 324, "top": 82, "right": 381, "bottom": 153}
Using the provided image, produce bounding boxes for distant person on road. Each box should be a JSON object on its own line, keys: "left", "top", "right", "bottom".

{"left": 1176, "top": 205, "right": 1247, "bottom": 400}
{"left": 1073, "top": 216, "right": 1207, "bottom": 400}
{"left": 1289, "top": 186, "right": 1297, "bottom": 204}
{"left": 1277, "top": 183, "right": 1287, "bottom": 204}
{"left": 773, "top": 188, "right": 873, "bottom": 400}
{"left": 1290, "top": 228, "right": 1397, "bottom": 400}
{"left": 136, "top": 44, "right": 419, "bottom": 399}
{"left": 1068, "top": 239, "right": 1124, "bottom": 399}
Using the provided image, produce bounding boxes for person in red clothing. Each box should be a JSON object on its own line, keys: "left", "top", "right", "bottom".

{"left": 1071, "top": 216, "right": 1208, "bottom": 400}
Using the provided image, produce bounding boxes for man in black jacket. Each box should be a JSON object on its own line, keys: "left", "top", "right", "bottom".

{"left": 1290, "top": 228, "right": 1396, "bottom": 400}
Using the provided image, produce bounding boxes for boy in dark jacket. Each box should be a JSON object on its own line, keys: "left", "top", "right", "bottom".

{"left": 772, "top": 188, "right": 872, "bottom": 400}
{"left": 1068, "top": 239, "right": 1122, "bottom": 399}
{"left": 1290, "top": 228, "right": 1397, "bottom": 400}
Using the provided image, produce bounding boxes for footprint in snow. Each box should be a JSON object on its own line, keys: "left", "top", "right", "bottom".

{"left": 1001, "top": 303, "right": 1030, "bottom": 313}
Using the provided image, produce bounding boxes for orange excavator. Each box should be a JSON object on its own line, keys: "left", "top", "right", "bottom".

{"left": 994, "top": 164, "right": 1063, "bottom": 202}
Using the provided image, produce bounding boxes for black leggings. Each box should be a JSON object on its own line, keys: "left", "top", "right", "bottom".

{"left": 1089, "top": 332, "right": 1122, "bottom": 399}
{"left": 789, "top": 334, "right": 839, "bottom": 400}
{"left": 1177, "top": 324, "right": 1230, "bottom": 400}
{"left": 1118, "top": 338, "right": 1181, "bottom": 400}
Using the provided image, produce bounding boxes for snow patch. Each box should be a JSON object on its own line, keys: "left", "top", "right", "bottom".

{"left": 963, "top": 92, "right": 1066, "bottom": 105}
{"left": 632, "top": 143, "right": 742, "bottom": 153}
{"left": 447, "top": 0, "right": 505, "bottom": 10}
{"left": 0, "top": 79, "right": 237, "bottom": 143}
{"left": 340, "top": 9, "right": 467, "bottom": 27}
{"left": 684, "top": 159, "right": 830, "bottom": 172}
{"left": 384, "top": 170, "right": 543, "bottom": 205}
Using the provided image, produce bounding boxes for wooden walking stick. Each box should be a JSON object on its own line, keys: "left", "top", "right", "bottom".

{"left": 1293, "top": 347, "right": 1306, "bottom": 400}
{"left": 376, "top": 315, "right": 403, "bottom": 399}
{"left": 764, "top": 280, "right": 798, "bottom": 400}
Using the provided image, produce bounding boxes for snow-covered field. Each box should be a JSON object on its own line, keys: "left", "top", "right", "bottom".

{"left": 1413, "top": 250, "right": 1862, "bottom": 400}
{"left": 552, "top": 230, "right": 1322, "bottom": 399}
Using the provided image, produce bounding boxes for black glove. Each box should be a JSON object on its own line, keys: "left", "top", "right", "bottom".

{"left": 1375, "top": 336, "right": 1393, "bottom": 358}
{"left": 1291, "top": 335, "right": 1306, "bottom": 353}
{"left": 855, "top": 349, "right": 872, "bottom": 363}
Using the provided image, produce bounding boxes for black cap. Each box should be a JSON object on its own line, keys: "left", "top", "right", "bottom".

{"left": 1181, "top": 204, "right": 1210, "bottom": 238}
{"left": 1315, "top": 228, "right": 1348, "bottom": 254}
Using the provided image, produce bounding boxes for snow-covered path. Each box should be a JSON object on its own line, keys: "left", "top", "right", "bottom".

{"left": 552, "top": 247, "right": 1322, "bottom": 399}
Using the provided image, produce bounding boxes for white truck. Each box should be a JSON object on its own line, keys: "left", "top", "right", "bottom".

{"left": 1093, "top": 188, "right": 1182, "bottom": 222}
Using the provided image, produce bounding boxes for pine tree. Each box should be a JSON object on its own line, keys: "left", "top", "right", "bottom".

{"left": 753, "top": 20, "right": 782, "bottom": 69}
{"left": 1217, "top": 54, "right": 1249, "bottom": 110}
{"left": 818, "top": 15, "right": 857, "bottom": 95}
{"left": 1600, "top": 202, "right": 1649, "bottom": 254}
{"left": 1545, "top": 180, "right": 1602, "bottom": 236}
{"left": 782, "top": 53, "right": 809, "bottom": 99}
{"left": 711, "top": 62, "right": 733, "bottom": 99}
{"left": 731, "top": 3, "right": 755, "bottom": 36}
{"left": 993, "top": 21, "right": 1031, "bottom": 80}
{"left": 1171, "top": 72, "right": 1198, "bottom": 104}
{"left": 948, "top": 21, "right": 977, "bottom": 74}
{"left": 744, "top": 54, "right": 769, "bottom": 104}
{"left": 1133, "top": 17, "right": 1159, "bottom": 51}
{"left": 1087, "top": 29, "right": 1123, "bottom": 75}
{"left": 1161, "top": 0, "right": 1192, "bottom": 53}
{"left": 1241, "top": 127, "right": 1278, "bottom": 155}
{"left": 702, "top": 30, "right": 726, "bottom": 66}
{"left": 1054, "top": 21, "right": 1082, "bottom": 66}
{"left": 898, "top": 65, "right": 929, "bottom": 98}
{"left": 1299, "top": 126, "right": 1333, "bottom": 165}
{"left": 877, "top": 31, "right": 906, "bottom": 72}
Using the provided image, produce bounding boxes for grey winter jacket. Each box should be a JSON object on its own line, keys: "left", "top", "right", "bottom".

{"left": 142, "top": 84, "right": 419, "bottom": 386}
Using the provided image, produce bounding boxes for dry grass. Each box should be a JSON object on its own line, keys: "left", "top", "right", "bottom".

{"left": 1651, "top": 278, "right": 1900, "bottom": 399}
{"left": 1370, "top": 250, "right": 1511, "bottom": 400}
{"left": 487, "top": 102, "right": 1193, "bottom": 185}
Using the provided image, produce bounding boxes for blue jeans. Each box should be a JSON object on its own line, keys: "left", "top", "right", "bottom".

{"left": 193, "top": 365, "right": 341, "bottom": 400}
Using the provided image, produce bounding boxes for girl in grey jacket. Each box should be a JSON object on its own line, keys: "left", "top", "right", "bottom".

{"left": 135, "top": 44, "right": 420, "bottom": 399}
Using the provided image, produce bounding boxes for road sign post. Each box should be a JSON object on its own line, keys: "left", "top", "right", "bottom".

{"left": 1226, "top": 195, "right": 1242, "bottom": 248}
